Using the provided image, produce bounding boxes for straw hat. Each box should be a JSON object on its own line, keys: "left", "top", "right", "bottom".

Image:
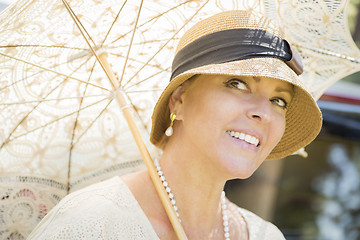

{"left": 150, "top": 10, "right": 322, "bottom": 160}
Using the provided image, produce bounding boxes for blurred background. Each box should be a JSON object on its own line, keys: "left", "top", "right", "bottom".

{"left": 0, "top": 0, "right": 10, "bottom": 11}
{"left": 0, "top": 0, "right": 359, "bottom": 240}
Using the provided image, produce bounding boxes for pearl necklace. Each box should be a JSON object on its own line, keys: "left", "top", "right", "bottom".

{"left": 154, "top": 159, "right": 230, "bottom": 240}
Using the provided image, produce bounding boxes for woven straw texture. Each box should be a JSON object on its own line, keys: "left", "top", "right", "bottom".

{"left": 176, "top": 10, "right": 285, "bottom": 53}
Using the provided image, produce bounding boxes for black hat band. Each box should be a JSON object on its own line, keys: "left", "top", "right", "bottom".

{"left": 171, "top": 28, "right": 303, "bottom": 80}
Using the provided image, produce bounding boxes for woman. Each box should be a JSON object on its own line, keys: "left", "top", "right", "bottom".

{"left": 28, "top": 10, "right": 322, "bottom": 239}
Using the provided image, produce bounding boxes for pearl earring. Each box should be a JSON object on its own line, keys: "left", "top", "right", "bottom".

{"left": 165, "top": 112, "right": 176, "bottom": 137}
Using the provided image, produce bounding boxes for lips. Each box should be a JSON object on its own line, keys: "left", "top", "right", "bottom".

{"left": 226, "top": 130, "right": 260, "bottom": 147}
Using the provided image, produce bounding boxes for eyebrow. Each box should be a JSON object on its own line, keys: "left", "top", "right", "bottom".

{"left": 275, "top": 86, "right": 294, "bottom": 97}
{"left": 253, "top": 77, "right": 261, "bottom": 82}
{"left": 252, "top": 77, "right": 294, "bottom": 96}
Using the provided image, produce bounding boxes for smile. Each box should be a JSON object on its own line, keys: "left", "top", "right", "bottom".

{"left": 226, "top": 131, "right": 260, "bottom": 147}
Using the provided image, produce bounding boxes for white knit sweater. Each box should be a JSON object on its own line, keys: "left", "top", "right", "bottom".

{"left": 27, "top": 176, "right": 285, "bottom": 240}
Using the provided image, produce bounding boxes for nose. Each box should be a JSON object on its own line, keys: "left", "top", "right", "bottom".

{"left": 246, "top": 96, "right": 271, "bottom": 123}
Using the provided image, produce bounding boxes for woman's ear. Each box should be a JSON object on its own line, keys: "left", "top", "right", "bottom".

{"left": 168, "top": 75, "right": 196, "bottom": 120}
{"left": 168, "top": 85, "right": 185, "bottom": 120}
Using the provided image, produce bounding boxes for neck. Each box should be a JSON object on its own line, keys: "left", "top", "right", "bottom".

{"left": 158, "top": 140, "right": 227, "bottom": 238}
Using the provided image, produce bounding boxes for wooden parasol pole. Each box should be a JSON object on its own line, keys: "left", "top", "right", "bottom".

{"left": 98, "top": 53, "right": 188, "bottom": 240}
{"left": 60, "top": 1, "right": 186, "bottom": 237}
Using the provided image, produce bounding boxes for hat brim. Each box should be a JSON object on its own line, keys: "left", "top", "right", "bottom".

{"left": 150, "top": 57, "right": 322, "bottom": 160}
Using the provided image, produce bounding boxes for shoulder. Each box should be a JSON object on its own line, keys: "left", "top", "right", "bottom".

{"left": 41, "top": 176, "right": 137, "bottom": 216}
{"left": 57, "top": 176, "right": 136, "bottom": 209}
{"left": 227, "top": 201, "right": 286, "bottom": 240}
{"left": 28, "top": 176, "right": 158, "bottom": 239}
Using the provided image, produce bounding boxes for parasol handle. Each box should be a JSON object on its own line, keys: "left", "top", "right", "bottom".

{"left": 98, "top": 53, "right": 188, "bottom": 240}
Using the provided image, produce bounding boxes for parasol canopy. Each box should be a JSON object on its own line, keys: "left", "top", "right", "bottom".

{"left": 264, "top": 0, "right": 360, "bottom": 100}
{"left": 0, "top": 0, "right": 360, "bottom": 239}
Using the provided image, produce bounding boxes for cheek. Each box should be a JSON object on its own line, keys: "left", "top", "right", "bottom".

{"left": 271, "top": 113, "right": 287, "bottom": 146}
{"left": 183, "top": 95, "right": 218, "bottom": 128}
{"left": 181, "top": 89, "right": 230, "bottom": 137}
{"left": 256, "top": 114, "right": 286, "bottom": 168}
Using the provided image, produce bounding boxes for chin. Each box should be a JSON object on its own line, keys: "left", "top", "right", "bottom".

{"left": 231, "top": 168, "right": 258, "bottom": 180}
{"left": 215, "top": 147, "right": 267, "bottom": 180}
{"left": 222, "top": 158, "right": 262, "bottom": 180}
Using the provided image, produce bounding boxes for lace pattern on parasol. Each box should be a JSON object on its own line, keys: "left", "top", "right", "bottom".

{"left": 264, "top": 0, "right": 360, "bottom": 99}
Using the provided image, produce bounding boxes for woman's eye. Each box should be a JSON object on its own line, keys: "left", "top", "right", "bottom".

{"left": 226, "top": 79, "right": 248, "bottom": 91}
{"left": 271, "top": 98, "right": 288, "bottom": 109}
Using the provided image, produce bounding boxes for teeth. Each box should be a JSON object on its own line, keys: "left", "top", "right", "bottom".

{"left": 239, "top": 133, "right": 245, "bottom": 139}
{"left": 250, "top": 136, "right": 260, "bottom": 146}
{"left": 227, "top": 131, "right": 260, "bottom": 146}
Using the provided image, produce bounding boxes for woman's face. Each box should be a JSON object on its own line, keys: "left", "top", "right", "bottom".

{"left": 171, "top": 74, "right": 293, "bottom": 179}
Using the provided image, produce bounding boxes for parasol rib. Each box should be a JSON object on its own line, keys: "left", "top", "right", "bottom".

{"left": 68, "top": 60, "right": 98, "bottom": 192}
{"left": 0, "top": 61, "right": 106, "bottom": 149}
{"left": 71, "top": 99, "right": 114, "bottom": 147}
{"left": 0, "top": 95, "right": 108, "bottom": 106}
{"left": 126, "top": 67, "right": 171, "bottom": 90}
{"left": 0, "top": 48, "right": 109, "bottom": 151}
{"left": 100, "top": 0, "right": 128, "bottom": 47}
{"left": 126, "top": 88, "right": 164, "bottom": 93}
{"left": 0, "top": 52, "right": 110, "bottom": 92}
{"left": 297, "top": 44, "right": 360, "bottom": 63}
{"left": 108, "top": 0, "right": 195, "bottom": 45}
{"left": 0, "top": 44, "right": 86, "bottom": 51}
{"left": 1, "top": 97, "right": 110, "bottom": 144}
{"left": 118, "top": 0, "right": 144, "bottom": 85}
{"left": 123, "top": 0, "right": 210, "bottom": 88}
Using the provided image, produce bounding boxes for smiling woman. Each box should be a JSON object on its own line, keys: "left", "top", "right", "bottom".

{"left": 27, "top": 10, "right": 322, "bottom": 240}
{"left": 165, "top": 75, "right": 292, "bottom": 179}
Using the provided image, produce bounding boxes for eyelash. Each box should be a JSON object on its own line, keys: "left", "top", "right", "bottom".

{"left": 271, "top": 98, "right": 288, "bottom": 109}
{"left": 225, "top": 78, "right": 288, "bottom": 110}
{"left": 225, "top": 78, "right": 249, "bottom": 91}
